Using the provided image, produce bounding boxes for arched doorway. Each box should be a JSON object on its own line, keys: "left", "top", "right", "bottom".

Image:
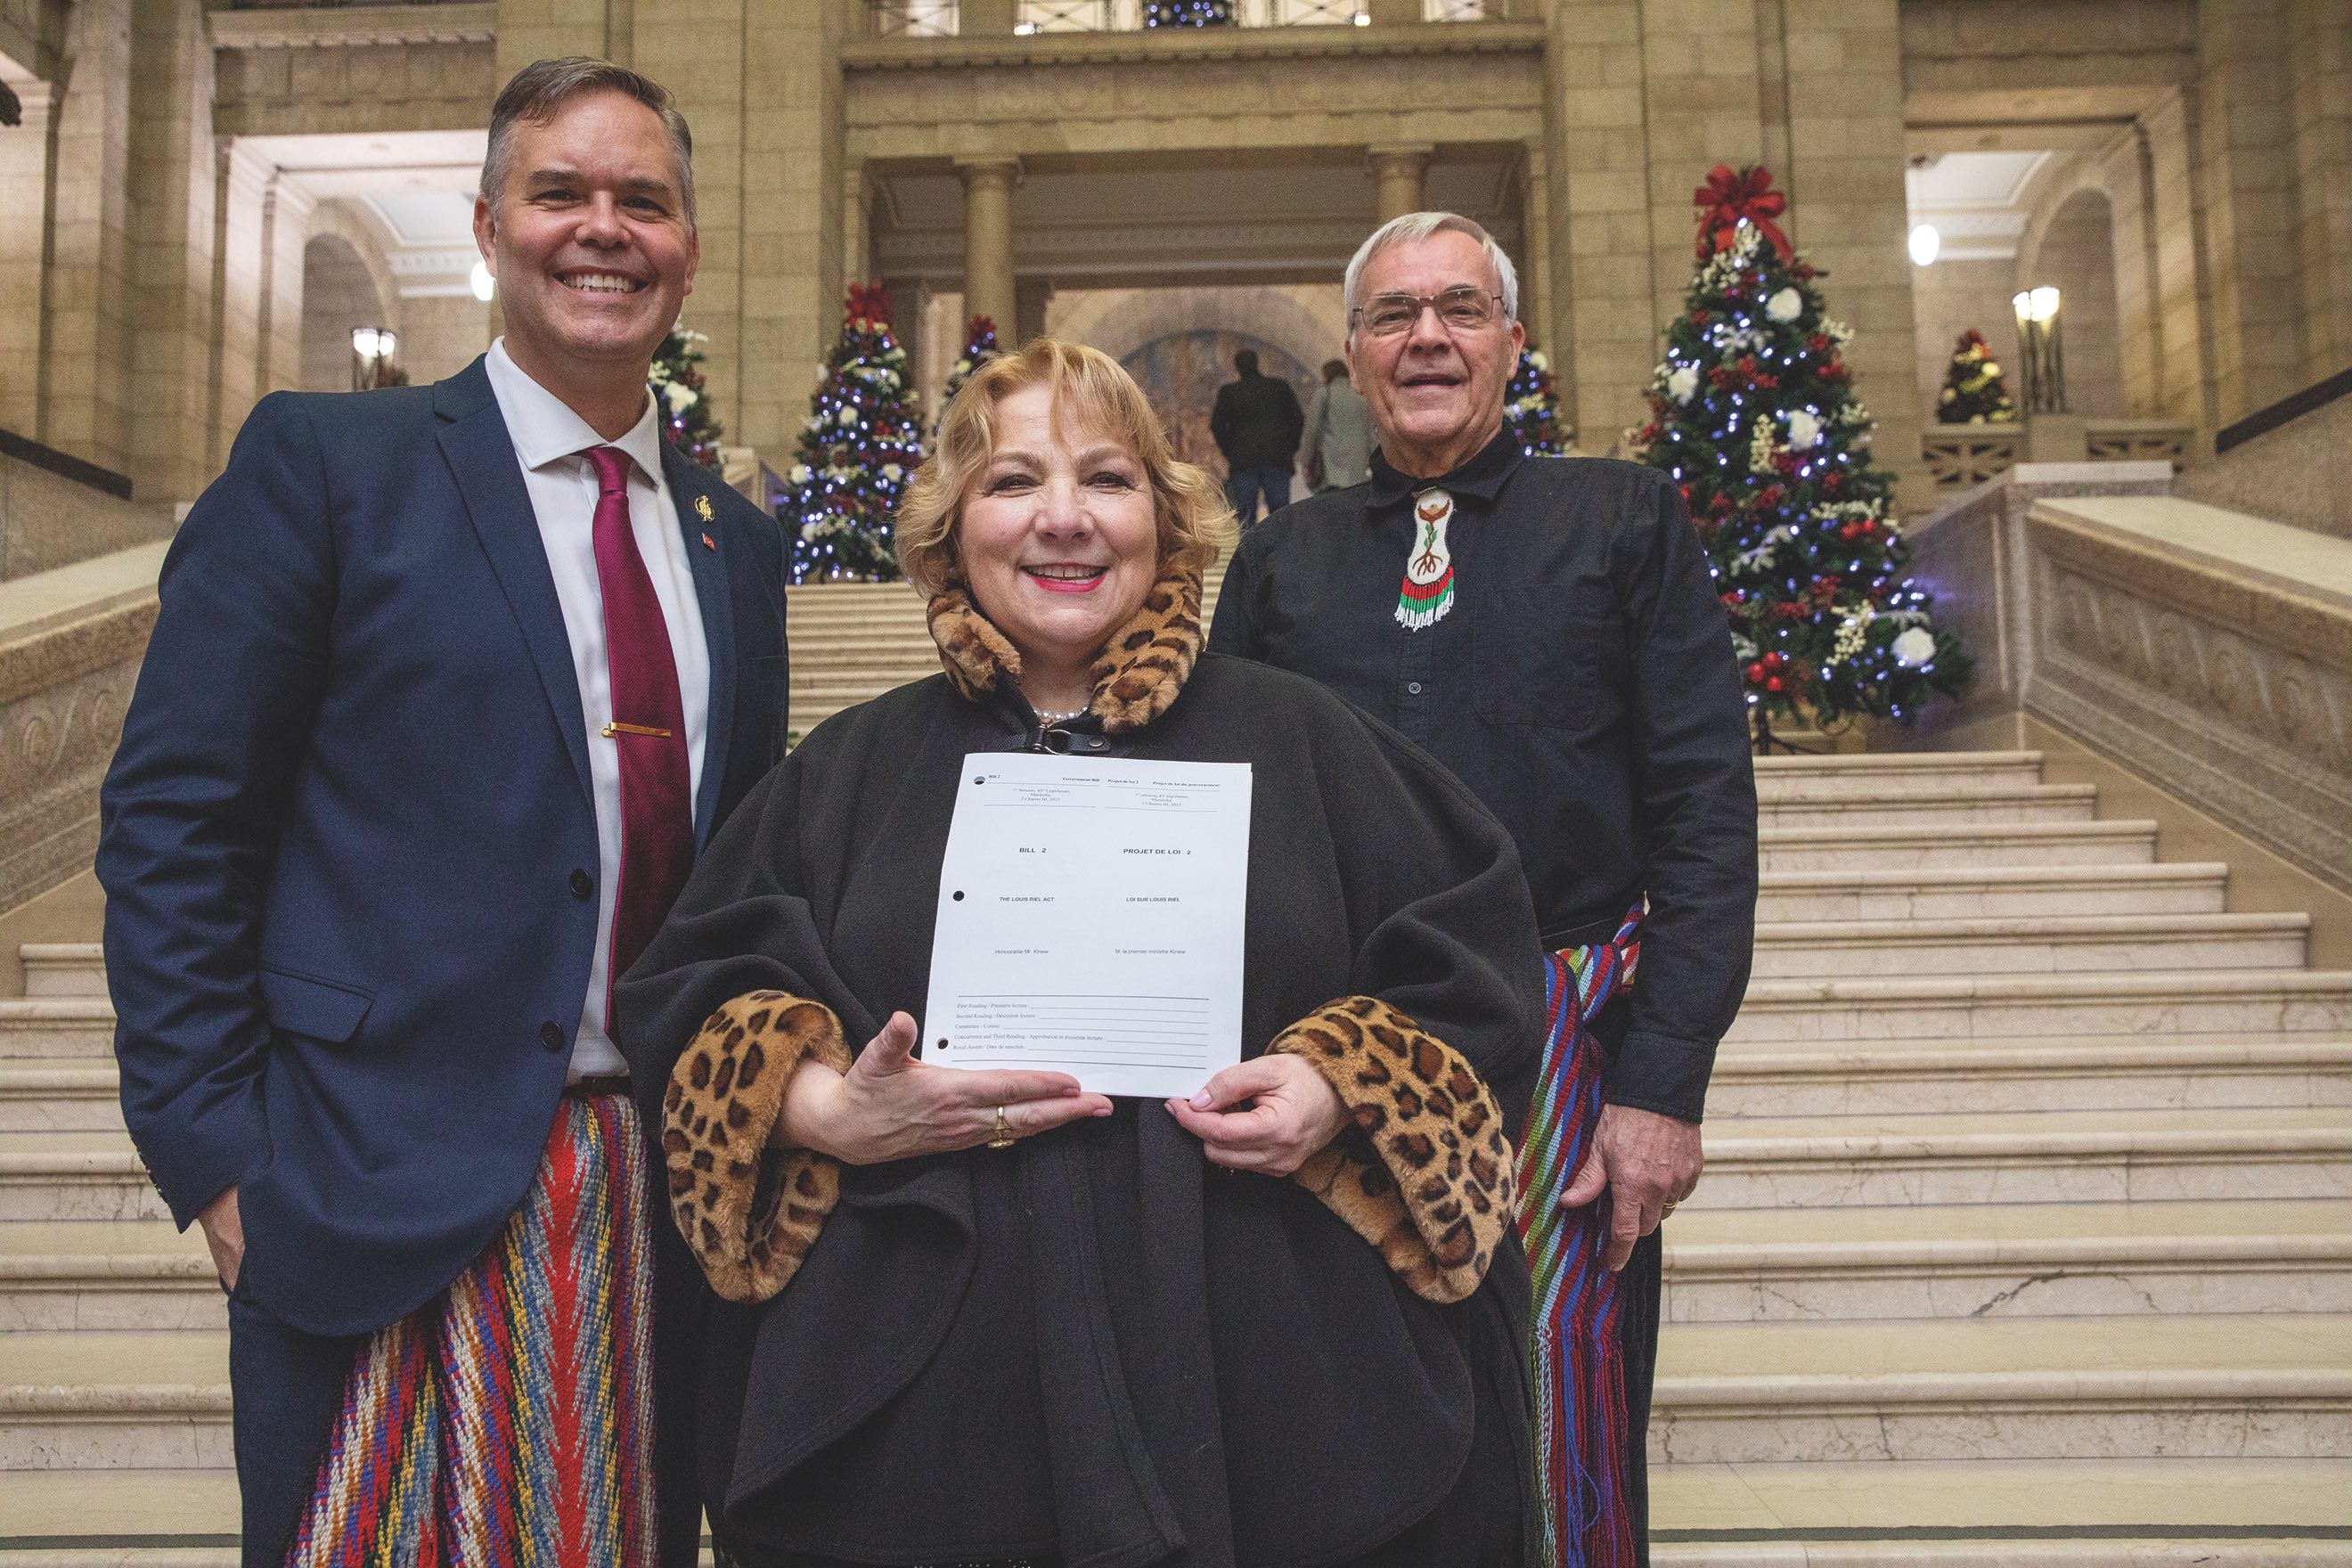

{"left": 2023, "top": 189, "right": 2124, "bottom": 418}
{"left": 300, "top": 233, "right": 396, "bottom": 393}
{"left": 1119, "top": 330, "right": 1319, "bottom": 481}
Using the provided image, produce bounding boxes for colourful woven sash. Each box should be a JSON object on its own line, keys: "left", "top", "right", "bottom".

{"left": 285, "top": 1091, "right": 658, "bottom": 1568}
{"left": 1515, "top": 908, "right": 1644, "bottom": 1568}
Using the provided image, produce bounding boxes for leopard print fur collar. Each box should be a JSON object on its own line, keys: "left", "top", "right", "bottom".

{"left": 924, "top": 556, "right": 1205, "bottom": 736}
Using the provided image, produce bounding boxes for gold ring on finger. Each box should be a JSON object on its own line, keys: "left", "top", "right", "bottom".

{"left": 988, "top": 1106, "right": 1016, "bottom": 1149}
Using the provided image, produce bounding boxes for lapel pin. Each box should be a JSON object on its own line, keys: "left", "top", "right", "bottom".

{"left": 701, "top": 531, "right": 716, "bottom": 551}
{"left": 694, "top": 494, "right": 715, "bottom": 523}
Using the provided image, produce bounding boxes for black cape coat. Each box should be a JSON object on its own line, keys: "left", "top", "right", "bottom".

{"left": 618, "top": 652, "right": 1547, "bottom": 1568}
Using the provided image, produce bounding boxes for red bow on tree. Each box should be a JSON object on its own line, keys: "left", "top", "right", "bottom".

{"left": 846, "top": 282, "right": 892, "bottom": 325}
{"left": 1693, "top": 164, "right": 1793, "bottom": 264}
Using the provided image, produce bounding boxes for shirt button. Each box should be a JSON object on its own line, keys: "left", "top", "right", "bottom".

{"left": 540, "top": 1021, "right": 567, "bottom": 1052}
{"left": 1407, "top": 682, "right": 1424, "bottom": 696}
{"left": 570, "top": 869, "right": 594, "bottom": 901}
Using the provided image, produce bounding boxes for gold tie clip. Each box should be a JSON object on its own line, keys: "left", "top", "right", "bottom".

{"left": 601, "top": 721, "right": 674, "bottom": 739}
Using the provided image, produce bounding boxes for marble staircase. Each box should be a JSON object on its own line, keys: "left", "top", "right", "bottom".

{"left": 2, "top": 747, "right": 2348, "bottom": 1562}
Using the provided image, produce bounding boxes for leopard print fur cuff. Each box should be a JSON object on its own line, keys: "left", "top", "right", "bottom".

{"left": 1273, "top": 996, "right": 1518, "bottom": 1305}
{"left": 664, "top": 990, "right": 853, "bottom": 1303}
{"left": 927, "top": 555, "right": 1204, "bottom": 735}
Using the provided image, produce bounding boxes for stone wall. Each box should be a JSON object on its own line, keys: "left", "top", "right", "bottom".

{"left": 0, "top": 555, "right": 159, "bottom": 917}
{"left": 2175, "top": 396, "right": 2352, "bottom": 543}
{"left": 1908, "top": 473, "right": 2352, "bottom": 892}
{"left": 0, "top": 450, "right": 174, "bottom": 584}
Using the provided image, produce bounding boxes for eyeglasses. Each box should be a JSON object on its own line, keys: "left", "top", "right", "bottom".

{"left": 1351, "top": 287, "right": 1507, "bottom": 338}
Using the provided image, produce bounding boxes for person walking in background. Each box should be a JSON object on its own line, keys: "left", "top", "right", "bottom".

{"left": 1211, "top": 210, "right": 1759, "bottom": 1568}
{"left": 95, "top": 57, "right": 788, "bottom": 1567}
{"left": 1208, "top": 346, "right": 1304, "bottom": 522}
{"left": 1303, "top": 356, "right": 1375, "bottom": 492}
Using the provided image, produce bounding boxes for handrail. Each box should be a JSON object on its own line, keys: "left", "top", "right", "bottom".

{"left": 0, "top": 429, "right": 132, "bottom": 502}
{"left": 2216, "top": 363, "right": 2352, "bottom": 454}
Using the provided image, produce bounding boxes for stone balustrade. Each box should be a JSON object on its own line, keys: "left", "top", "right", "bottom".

{"left": 1910, "top": 467, "right": 2352, "bottom": 893}
{"left": 870, "top": 0, "right": 1500, "bottom": 36}
{"left": 0, "top": 546, "right": 166, "bottom": 916}
{"left": 1923, "top": 420, "right": 2195, "bottom": 493}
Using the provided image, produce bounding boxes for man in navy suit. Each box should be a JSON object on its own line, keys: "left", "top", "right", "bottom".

{"left": 96, "top": 57, "right": 785, "bottom": 1567}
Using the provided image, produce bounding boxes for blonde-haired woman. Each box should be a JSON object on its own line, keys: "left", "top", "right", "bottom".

{"left": 621, "top": 339, "right": 1545, "bottom": 1568}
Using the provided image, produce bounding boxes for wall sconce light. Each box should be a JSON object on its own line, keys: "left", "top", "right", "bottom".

{"left": 1907, "top": 223, "right": 1940, "bottom": 267}
{"left": 2010, "top": 287, "right": 2064, "bottom": 412}
{"left": 350, "top": 326, "right": 398, "bottom": 391}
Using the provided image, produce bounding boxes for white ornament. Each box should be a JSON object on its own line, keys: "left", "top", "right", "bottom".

{"left": 836, "top": 404, "right": 858, "bottom": 428}
{"left": 1766, "top": 288, "right": 1803, "bottom": 323}
{"left": 1666, "top": 365, "right": 1700, "bottom": 404}
{"left": 1786, "top": 409, "right": 1824, "bottom": 450}
{"left": 661, "top": 381, "right": 698, "bottom": 414}
{"left": 881, "top": 463, "right": 903, "bottom": 482}
{"left": 788, "top": 463, "right": 813, "bottom": 485}
{"left": 1528, "top": 350, "right": 1550, "bottom": 372}
{"left": 1892, "top": 627, "right": 1937, "bottom": 667}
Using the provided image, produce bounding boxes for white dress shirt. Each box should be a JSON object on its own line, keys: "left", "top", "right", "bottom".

{"left": 485, "top": 338, "right": 710, "bottom": 1079}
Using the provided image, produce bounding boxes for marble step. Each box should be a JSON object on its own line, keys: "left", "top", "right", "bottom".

{"left": 19, "top": 945, "right": 105, "bottom": 999}
{"left": 4, "top": 1461, "right": 2348, "bottom": 1566}
{"left": 1727, "top": 969, "right": 2352, "bottom": 1043}
{"left": 0, "top": 1066, "right": 121, "bottom": 1131}
{"left": 1749, "top": 911, "right": 2308, "bottom": 979}
{"left": 0, "top": 1221, "right": 219, "bottom": 1331}
{"left": 0, "top": 1000, "right": 114, "bottom": 1060}
{"left": 0, "top": 1133, "right": 167, "bottom": 1221}
{"left": 1652, "top": 1455, "right": 2352, "bottom": 1566}
{"left": 1750, "top": 751, "right": 2046, "bottom": 795}
{"left": 1755, "top": 863, "right": 2230, "bottom": 921}
{"left": 0, "top": 1330, "right": 230, "bottom": 1470}
{"left": 1759, "top": 784, "right": 2098, "bottom": 832}
{"left": 1708, "top": 1034, "right": 2352, "bottom": 1116}
{"left": 1647, "top": 1313, "right": 2352, "bottom": 1464}
{"left": 1691, "top": 1105, "right": 2352, "bottom": 1208}
{"left": 1758, "top": 820, "right": 2159, "bottom": 873}
{"left": 1661, "top": 1198, "right": 2352, "bottom": 1321}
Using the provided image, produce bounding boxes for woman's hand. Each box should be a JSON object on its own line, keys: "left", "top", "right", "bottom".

{"left": 773, "top": 1012, "right": 1113, "bottom": 1164}
{"left": 1165, "top": 1054, "right": 1348, "bottom": 1177}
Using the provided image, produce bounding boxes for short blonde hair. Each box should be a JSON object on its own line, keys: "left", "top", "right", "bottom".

{"left": 897, "top": 339, "right": 1237, "bottom": 598}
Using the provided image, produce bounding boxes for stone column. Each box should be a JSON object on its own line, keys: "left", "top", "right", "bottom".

{"left": 2287, "top": 0, "right": 2351, "bottom": 390}
{"left": 125, "top": 0, "right": 221, "bottom": 504}
{"left": 633, "top": 0, "right": 845, "bottom": 457}
{"left": 2193, "top": 0, "right": 2307, "bottom": 425}
{"left": 958, "top": 157, "right": 1021, "bottom": 349}
{"left": 208, "top": 138, "right": 274, "bottom": 469}
{"left": 1770, "top": 0, "right": 1928, "bottom": 508}
{"left": 41, "top": 0, "right": 136, "bottom": 477}
{"left": 0, "top": 79, "right": 53, "bottom": 440}
{"left": 257, "top": 172, "right": 315, "bottom": 400}
{"left": 2139, "top": 86, "right": 2220, "bottom": 432}
{"left": 1367, "top": 143, "right": 1432, "bottom": 223}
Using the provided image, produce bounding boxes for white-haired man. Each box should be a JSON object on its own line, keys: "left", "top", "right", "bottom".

{"left": 1208, "top": 211, "right": 1759, "bottom": 1565}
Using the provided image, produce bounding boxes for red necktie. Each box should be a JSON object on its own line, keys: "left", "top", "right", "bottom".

{"left": 585, "top": 445, "right": 694, "bottom": 1020}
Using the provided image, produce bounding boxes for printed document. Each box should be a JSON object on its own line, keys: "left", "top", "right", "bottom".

{"left": 921, "top": 753, "right": 1253, "bottom": 1098}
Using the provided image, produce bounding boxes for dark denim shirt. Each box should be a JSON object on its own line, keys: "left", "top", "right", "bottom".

{"left": 1208, "top": 431, "right": 1759, "bottom": 1121}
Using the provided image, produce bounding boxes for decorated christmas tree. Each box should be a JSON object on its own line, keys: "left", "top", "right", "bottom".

{"left": 1631, "top": 164, "right": 1968, "bottom": 744}
{"left": 1144, "top": 0, "right": 1231, "bottom": 23}
{"left": 649, "top": 325, "right": 723, "bottom": 469}
{"left": 934, "top": 314, "right": 1000, "bottom": 437}
{"left": 1505, "top": 344, "right": 1568, "bottom": 456}
{"left": 1935, "top": 327, "right": 2018, "bottom": 424}
{"left": 783, "top": 283, "right": 924, "bottom": 584}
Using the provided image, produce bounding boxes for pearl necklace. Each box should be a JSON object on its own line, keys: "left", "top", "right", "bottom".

{"left": 1032, "top": 702, "right": 1090, "bottom": 727}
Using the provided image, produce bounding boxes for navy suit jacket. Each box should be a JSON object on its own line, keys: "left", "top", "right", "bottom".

{"left": 98, "top": 355, "right": 789, "bottom": 1342}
